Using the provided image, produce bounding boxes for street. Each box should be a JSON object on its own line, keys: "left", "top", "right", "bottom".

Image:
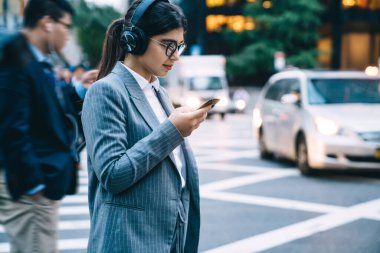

{"left": 1, "top": 113, "right": 380, "bottom": 252}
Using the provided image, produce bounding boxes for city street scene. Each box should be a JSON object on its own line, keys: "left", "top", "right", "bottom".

{"left": 1, "top": 0, "right": 380, "bottom": 253}
{"left": 1, "top": 114, "right": 380, "bottom": 253}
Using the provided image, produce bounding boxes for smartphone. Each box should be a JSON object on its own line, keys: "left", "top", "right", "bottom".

{"left": 197, "top": 98, "right": 220, "bottom": 110}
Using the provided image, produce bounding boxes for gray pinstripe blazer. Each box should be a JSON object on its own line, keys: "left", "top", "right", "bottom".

{"left": 82, "top": 62, "right": 200, "bottom": 253}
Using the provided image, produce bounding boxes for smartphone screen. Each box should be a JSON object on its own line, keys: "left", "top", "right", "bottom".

{"left": 197, "top": 98, "right": 220, "bottom": 110}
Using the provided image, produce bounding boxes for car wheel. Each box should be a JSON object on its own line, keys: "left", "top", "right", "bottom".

{"left": 259, "top": 129, "right": 273, "bottom": 159}
{"left": 296, "top": 135, "right": 313, "bottom": 175}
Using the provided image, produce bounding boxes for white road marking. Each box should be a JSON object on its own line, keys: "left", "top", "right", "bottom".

{"left": 201, "top": 191, "right": 345, "bottom": 214}
{"left": 0, "top": 238, "right": 89, "bottom": 252}
{"left": 63, "top": 195, "right": 88, "bottom": 204}
{"left": 203, "top": 198, "right": 380, "bottom": 253}
{"left": 59, "top": 206, "right": 89, "bottom": 215}
{"left": 196, "top": 150, "right": 260, "bottom": 163}
{"left": 198, "top": 162, "right": 294, "bottom": 173}
{"left": 0, "top": 220, "right": 89, "bottom": 233}
{"left": 200, "top": 171, "right": 298, "bottom": 192}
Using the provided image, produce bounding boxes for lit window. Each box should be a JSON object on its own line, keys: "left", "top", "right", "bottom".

{"left": 262, "top": 0, "right": 273, "bottom": 9}
{"left": 342, "top": 0, "right": 356, "bottom": 8}
{"left": 206, "top": 0, "right": 226, "bottom": 8}
{"left": 342, "top": 0, "right": 380, "bottom": 9}
{"left": 206, "top": 15, "right": 256, "bottom": 32}
{"left": 245, "top": 17, "right": 255, "bottom": 30}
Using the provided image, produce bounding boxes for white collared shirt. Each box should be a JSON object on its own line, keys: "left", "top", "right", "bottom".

{"left": 122, "top": 63, "right": 186, "bottom": 188}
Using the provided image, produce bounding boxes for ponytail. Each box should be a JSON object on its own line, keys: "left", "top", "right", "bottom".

{"left": 97, "top": 18, "right": 125, "bottom": 80}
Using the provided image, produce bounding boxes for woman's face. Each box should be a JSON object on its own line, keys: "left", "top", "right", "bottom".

{"left": 137, "top": 27, "right": 185, "bottom": 80}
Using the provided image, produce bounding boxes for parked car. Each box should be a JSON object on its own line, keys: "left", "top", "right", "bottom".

{"left": 252, "top": 70, "right": 380, "bottom": 174}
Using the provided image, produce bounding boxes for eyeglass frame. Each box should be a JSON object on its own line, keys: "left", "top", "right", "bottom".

{"left": 55, "top": 20, "right": 73, "bottom": 30}
{"left": 149, "top": 38, "right": 186, "bottom": 58}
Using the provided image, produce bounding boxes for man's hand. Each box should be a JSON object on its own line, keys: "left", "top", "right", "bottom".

{"left": 29, "top": 190, "right": 44, "bottom": 202}
{"left": 80, "top": 69, "right": 99, "bottom": 89}
{"left": 58, "top": 68, "right": 72, "bottom": 84}
{"left": 168, "top": 106, "right": 211, "bottom": 137}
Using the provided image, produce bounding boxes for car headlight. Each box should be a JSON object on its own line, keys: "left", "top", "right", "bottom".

{"left": 235, "top": 99, "right": 246, "bottom": 110}
{"left": 253, "top": 108, "right": 262, "bottom": 128}
{"left": 314, "top": 117, "right": 340, "bottom": 135}
{"left": 185, "top": 97, "right": 201, "bottom": 109}
{"left": 215, "top": 96, "right": 228, "bottom": 108}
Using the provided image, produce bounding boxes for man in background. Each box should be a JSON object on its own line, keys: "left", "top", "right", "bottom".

{"left": 0, "top": 0, "right": 97, "bottom": 252}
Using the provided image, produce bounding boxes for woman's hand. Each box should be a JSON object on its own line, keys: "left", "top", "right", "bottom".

{"left": 168, "top": 106, "right": 211, "bottom": 137}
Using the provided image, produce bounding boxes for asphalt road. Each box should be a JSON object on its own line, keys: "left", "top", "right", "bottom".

{"left": 1, "top": 113, "right": 379, "bottom": 253}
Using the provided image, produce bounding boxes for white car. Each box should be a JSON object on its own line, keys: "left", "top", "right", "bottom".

{"left": 252, "top": 70, "right": 380, "bottom": 174}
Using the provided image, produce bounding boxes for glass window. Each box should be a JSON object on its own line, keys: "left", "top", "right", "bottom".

{"left": 188, "top": 77, "right": 224, "bottom": 90}
{"left": 265, "top": 81, "right": 282, "bottom": 101}
{"left": 265, "top": 79, "right": 301, "bottom": 101}
{"left": 308, "top": 78, "right": 380, "bottom": 104}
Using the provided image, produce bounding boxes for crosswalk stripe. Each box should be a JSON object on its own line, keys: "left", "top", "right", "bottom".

{"left": 0, "top": 220, "right": 90, "bottom": 233}
{"left": 0, "top": 238, "right": 89, "bottom": 252}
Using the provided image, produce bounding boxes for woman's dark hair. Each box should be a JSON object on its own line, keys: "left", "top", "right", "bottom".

{"left": 24, "top": 0, "right": 75, "bottom": 28}
{"left": 97, "top": 0, "right": 187, "bottom": 80}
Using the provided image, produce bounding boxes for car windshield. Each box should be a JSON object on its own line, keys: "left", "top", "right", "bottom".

{"left": 308, "top": 78, "right": 380, "bottom": 104}
{"left": 188, "top": 77, "right": 224, "bottom": 90}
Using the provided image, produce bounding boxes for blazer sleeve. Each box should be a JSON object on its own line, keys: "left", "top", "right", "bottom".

{"left": 82, "top": 81, "right": 184, "bottom": 194}
{"left": 0, "top": 67, "right": 45, "bottom": 196}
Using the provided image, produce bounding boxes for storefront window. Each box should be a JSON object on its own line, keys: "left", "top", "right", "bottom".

{"left": 206, "top": 15, "right": 255, "bottom": 32}
{"left": 342, "top": 0, "right": 380, "bottom": 10}
{"left": 206, "top": 0, "right": 247, "bottom": 8}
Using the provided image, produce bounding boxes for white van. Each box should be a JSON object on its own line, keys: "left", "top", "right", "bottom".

{"left": 165, "top": 55, "right": 230, "bottom": 119}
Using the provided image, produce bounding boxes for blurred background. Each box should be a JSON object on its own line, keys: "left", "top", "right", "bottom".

{"left": 1, "top": 1, "right": 380, "bottom": 253}
{"left": 1, "top": 0, "right": 379, "bottom": 85}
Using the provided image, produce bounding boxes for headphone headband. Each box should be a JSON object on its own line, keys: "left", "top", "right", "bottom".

{"left": 130, "top": 0, "right": 159, "bottom": 27}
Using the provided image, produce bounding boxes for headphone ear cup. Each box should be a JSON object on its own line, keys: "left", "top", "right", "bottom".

{"left": 121, "top": 28, "right": 138, "bottom": 54}
{"left": 120, "top": 26, "right": 148, "bottom": 55}
{"left": 132, "top": 26, "right": 148, "bottom": 55}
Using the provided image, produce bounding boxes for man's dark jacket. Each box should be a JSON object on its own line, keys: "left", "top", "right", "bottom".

{"left": 0, "top": 33, "right": 83, "bottom": 200}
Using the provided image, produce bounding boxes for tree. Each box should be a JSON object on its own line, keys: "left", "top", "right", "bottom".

{"left": 73, "top": 0, "right": 121, "bottom": 68}
{"left": 225, "top": 0, "right": 323, "bottom": 85}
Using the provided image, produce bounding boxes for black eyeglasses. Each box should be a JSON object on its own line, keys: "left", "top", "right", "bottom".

{"left": 56, "top": 20, "right": 73, "bottom": 30}
{"left": 149, "top": 38, "right": 186, "bottom": 58}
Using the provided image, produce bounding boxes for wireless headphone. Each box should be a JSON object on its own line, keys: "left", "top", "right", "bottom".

{"left": 121, "top": 0, "right": 167, "bottom": 55}
{"left": 121, "top": 0, "right": 169, "bottom": 55}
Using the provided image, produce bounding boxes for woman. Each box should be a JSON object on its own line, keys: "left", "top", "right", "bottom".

{"left": 81, "top": 0, "right": 211, "bottom": 252}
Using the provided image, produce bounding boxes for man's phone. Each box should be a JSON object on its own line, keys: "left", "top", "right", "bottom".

{"left": 197, "top": 98, "right": 220, "bottom": 110}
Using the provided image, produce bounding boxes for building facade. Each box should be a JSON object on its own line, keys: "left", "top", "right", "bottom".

{"left": 181, "top": 0, "right": 380, "bottom": 71}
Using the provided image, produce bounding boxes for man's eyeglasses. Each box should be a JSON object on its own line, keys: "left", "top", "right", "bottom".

{"left": 56, "top": 20, "right": 73, "bottom": 30}
{"left": 149, "top": 38, "right": 186, "bottom": 58}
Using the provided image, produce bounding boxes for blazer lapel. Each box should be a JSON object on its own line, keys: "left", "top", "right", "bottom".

{"left": 111, "top": 62, "right": 160, "bottom": 130}
{"left": 111, "top": 62, "right": 185, "bottom": 171}
{"left": 157, "top": 85, "right": 200, "bottom": 184}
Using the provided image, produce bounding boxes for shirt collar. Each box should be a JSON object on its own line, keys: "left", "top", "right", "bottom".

{"left": 28, "top": 43, "right": 50, "bottom": 64}
{"left": 122, "top": 63, "right": 160, "bottom": 91}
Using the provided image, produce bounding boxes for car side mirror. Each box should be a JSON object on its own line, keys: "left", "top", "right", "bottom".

{"left": 281, "top": 93, "right": 301, "bottom": 106}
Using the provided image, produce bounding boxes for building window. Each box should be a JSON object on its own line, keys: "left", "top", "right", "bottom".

{"left": 342, "top": 0, "right": 380, "bottom": 10}
{"left": 206, "top": 0, "right": 246, "bottom": 8}
{"left": 206, "top": 15, "right": 255, "bottom": 32}
{"left": 318, "top": 38, "right": 333, "bottom": 68}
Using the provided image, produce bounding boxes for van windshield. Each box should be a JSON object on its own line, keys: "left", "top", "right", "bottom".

{"left": 188, "top": 77, "right": 224, "bottom": 90}
{"left": 308, "top": 78, "right": 380, "bottom": 104}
